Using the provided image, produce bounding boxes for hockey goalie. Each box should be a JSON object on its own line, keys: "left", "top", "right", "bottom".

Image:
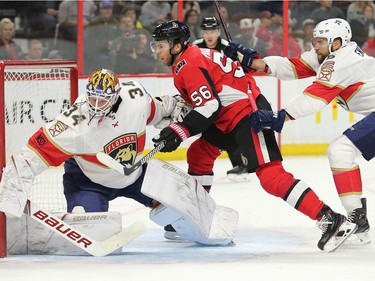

{"left": 0, "top": 68, "right": 238, "bottom": 255}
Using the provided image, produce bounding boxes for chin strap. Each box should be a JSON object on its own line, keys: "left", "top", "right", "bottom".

{"left": 169, "top": 47, "right": 186, "bottom": 66}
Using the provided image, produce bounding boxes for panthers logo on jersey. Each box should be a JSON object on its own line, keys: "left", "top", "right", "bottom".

{"left": 103, "top": 133, "right": 138, "bottom": 167}
{"left": 334, "top": 95, "right": 349, "bottom": 111}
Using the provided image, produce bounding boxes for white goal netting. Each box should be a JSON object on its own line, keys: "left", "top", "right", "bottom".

{"left": 3, "top": 62, "right": 77, "bottom": 213}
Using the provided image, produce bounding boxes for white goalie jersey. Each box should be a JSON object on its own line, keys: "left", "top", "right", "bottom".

{"left": 25, "top": 80, "right": 168, "bottom": 188}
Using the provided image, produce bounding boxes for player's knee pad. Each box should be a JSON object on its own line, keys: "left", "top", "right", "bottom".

{"left": 65, "top": 191, "right": 109, "bottom": 212}
{"left": 255, "top": 161, "right": 296, "bottom": 198}
{"left": 328, "top": 135, "right": 358, "bottom": 169}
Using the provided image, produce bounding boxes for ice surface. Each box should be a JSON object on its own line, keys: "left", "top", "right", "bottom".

{"left": 1, "top": 156, "right": 374, "bottom": 281}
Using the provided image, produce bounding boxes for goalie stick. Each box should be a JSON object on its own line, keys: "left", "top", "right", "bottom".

{"left": 96, "top": 141, "right": 165, "bottom": 176}
{"left": 25, "top": 199, "right": 146, "bottom": 257}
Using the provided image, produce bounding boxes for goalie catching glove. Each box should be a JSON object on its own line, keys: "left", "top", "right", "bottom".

{"left": 249, "top": 109, "right": 288, "bottom": 133}
{"left": 155, "top": 95, "right": 193, "bottom": 129}
{"left": 224, "top": 41, "right": 261, "bottom": 72}
{"left": 152, "top": 123, "right": 190, "bottom": 152}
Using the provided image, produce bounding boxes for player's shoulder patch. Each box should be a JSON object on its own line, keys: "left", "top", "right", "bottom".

{"left": 48, "top": 121, "right": 69, "bottom": 137}
{"left": 175, "top": 59, "right": 187, "bottom": 75}
{"left": 318, "top": 60, "right": 335, "bottom": 82}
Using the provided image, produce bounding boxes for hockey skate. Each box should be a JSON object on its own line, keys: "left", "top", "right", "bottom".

{"left": 227, "top": 166, "right": 251, "bottom": 182}
{"left": 339, "top": 198, "right": 371, "bottom": 246}
{"left": 316, "top": 205, "right": 357, "bottom": 252}
{"left": 163, "top": 224, "right": 184, "bottom": 241}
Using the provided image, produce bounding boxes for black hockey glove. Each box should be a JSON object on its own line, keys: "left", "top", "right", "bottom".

{"left": 152, "top": 123, "right": 190, "bottom": 152}
{"left": 224, "top": 41, "right": 260, "bottom": 72}
{"left": 249, "top": 109, "right": 287, "bottom": 133}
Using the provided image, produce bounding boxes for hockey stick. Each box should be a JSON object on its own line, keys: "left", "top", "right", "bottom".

{"left": 96, "top": 141, "right": 166, "bottom": 176}
{"left": 25, "top": 199, "right": 146, "bottom": 257}
{"left": 214, "top": 0, "right": 232, "bottom": 41}
{"left": 214, "top": 0, "right": 257, "bottom": 110}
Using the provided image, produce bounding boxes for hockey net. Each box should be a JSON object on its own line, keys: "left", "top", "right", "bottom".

{"left": 0, "top": 60, "right": 78, "bottom": 257}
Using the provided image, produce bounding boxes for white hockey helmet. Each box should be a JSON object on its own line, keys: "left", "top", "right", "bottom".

{"left": 313, "top": 18, "right": 352, "bottom": 53}
{"left": 86, "top": 68, "right": 121, "bottom": 126}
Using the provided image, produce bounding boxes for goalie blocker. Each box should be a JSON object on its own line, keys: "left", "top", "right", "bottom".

{"left": 142, "top": 159, "right": 239, "bottom": 245}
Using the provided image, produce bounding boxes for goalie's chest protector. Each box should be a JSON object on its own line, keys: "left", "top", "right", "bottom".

{"left": 97, "top": 88, "right": 150, "bottom": 160}
{"left": 48, "top": 83, "right": 151, "bottom": 188}
{"left": 54, "top": 94, "right": 149, "bottom": 157}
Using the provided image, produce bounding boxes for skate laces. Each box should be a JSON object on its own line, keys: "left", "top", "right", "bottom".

{"left": 347, "top": 210, "right": 356, "bottom": 223}
{"left": 317, "top": 214, "right": 333, "bottom": 234}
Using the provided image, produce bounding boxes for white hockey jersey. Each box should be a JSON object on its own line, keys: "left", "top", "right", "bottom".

{"left": 263, "top": 42, "right": 375, "bottom": 118}
{"left": 26, "top": 80, "right": 166, "bottom": 189}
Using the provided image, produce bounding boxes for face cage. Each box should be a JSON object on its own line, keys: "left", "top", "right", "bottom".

{"left": 86, "top": 92, "right": 116, "bottom": 125}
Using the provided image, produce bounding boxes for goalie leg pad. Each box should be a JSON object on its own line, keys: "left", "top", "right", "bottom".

{"left": 144, "top": 159, "right": 238, "bottom": 245}
{"left": 149, "top": 203, "right": 182, "bottom": 226}
{"left": 0, "top": 155, "right": 34, "bottom": 217}
{"left": 206, "top": 205, "right": 239, "bottom": 245}
{"left": 8, "top": 210, "right": 124, "bottom": 255}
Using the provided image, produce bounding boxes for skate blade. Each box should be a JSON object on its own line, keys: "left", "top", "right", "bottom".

{"left": 324, "top": 222, "right": 357, "bottom": 253}
{"left": 164, "top": 231, "right": 188, "bottom": 242}
{"left": 227, "top": 173, "right": 252, "bottom": 183}
{"left": 340, "top": 232, "right": 371, "bottom": 247}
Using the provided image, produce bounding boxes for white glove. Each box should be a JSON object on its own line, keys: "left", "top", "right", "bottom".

{"left": 154, "top": 95, "right": 193, "bottom": 129}
{"left": 157, "top": 95, "right": 177, "bottom": 117}
{"left": 171, "top": 95, "right": 193, "bottom": 123}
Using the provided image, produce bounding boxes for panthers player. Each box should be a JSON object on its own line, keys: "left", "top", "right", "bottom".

{"left": 150, "top": 19, "right": 356, "bottom": 252}
{"left": 0, "top": 69, "right": 180, "bottom": 213}
{"left": 227, "top": 18, "right": 372, "bottom": 245}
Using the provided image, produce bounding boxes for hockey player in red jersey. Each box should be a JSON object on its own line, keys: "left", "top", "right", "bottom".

{"left": 150, "top": 19, "right": 356, "bottom": 252}
{"left": 225, "top": 18, "right": 371, "bottom": 246}
{"left": 193, "top": 16, "right": 251, "bottom": 182}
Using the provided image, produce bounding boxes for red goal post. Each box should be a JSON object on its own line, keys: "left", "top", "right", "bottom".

{"left": 0, "top": 60, "right": 78, "bottom": 258}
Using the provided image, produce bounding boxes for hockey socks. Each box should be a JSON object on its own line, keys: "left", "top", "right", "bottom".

{"left": 332, "top": 167, "right": 363, "bottom": 212}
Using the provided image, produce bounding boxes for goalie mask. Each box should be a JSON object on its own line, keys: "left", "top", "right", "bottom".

{"left": 86, "top": 69, "right": 121, "bottom": 126}
{"left": 313, "top": 18, "right": 352, "bottom": 53}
